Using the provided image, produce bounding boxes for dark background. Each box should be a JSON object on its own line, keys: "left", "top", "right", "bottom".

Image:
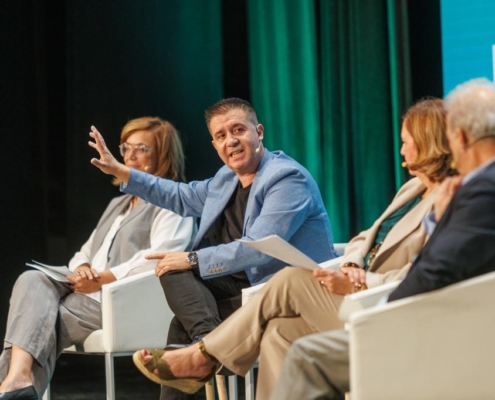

{"left": 0, "top": 0, "right": 441, "bottom": 382}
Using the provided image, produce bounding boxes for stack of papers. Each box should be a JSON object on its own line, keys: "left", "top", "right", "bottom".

{"left": 26, "top": 260, "right": 76, "bottom": 283}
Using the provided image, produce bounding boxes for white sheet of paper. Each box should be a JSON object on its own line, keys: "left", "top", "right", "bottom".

{"left": 239, "top": 235, "right": 342, "bottom": 270}
{"left": 26, "top": 260, "right": 75, "bottom": 283}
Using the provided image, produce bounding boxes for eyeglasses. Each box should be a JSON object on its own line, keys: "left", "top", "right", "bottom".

{"left": 119, "top": 143, "right": 152, "bottom": 157}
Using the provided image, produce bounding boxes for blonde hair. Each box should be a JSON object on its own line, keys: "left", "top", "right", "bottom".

{"left": 112, "top": 117, "right": 185, "bottom": 185}
{"left": 403, "top": 98, "right": 453, "bottom": 182}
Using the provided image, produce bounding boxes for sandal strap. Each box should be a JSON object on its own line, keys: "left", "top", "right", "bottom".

{"left": 198, "top": 340, "right": 217, "bottom": 362}
{"left": 143, "top": 349, "right": 166, "bottom": 373}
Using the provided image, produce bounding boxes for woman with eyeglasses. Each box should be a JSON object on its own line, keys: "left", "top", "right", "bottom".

{"left": 0, "top": 117, "right": 196, "bottom": 400}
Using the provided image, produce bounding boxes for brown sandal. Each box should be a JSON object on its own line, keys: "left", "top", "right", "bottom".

{"left": 132, "top": 343, "right": 219, "bottom": 394}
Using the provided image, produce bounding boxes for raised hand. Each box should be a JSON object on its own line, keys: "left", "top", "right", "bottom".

{"left": 88, "top": 126, "right": 130, "bottom": 182}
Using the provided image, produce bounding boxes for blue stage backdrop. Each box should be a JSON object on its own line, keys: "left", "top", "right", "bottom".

{"left": 441, "top": 0, "right": 495, "bottom": 94}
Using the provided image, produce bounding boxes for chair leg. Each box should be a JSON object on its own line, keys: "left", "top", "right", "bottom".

{"left": 215, "top": 374, "right": 228, "bottom": 400}
{"left": 228, "top": 375, "right": 238, "bottom": 400}
{"left": 105, "top": 353, "right": 116, "bottom": 400}
{"left": 205, "top": 379, "right": 215, "bottom": 400}
{"left": 42, "top": 383, "right": 51, "bottom": 400}
{"left": 245, "top": 366, "right": 256, "bottom": 400}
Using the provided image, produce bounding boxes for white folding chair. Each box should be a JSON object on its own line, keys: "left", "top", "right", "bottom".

{"left": 346, "top": 271, "right": 495, "bottom": 400}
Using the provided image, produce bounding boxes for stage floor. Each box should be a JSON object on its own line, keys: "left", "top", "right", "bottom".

{"left": 48, "top": 353, "right": 213, "bottom": 400}
{"left": 48, "top": 353, "right": 248, "bottom": 400}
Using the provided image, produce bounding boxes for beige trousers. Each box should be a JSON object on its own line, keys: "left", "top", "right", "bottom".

{"left": 270, "top": 329, "right": 351, "bottom": 400}
{"left": 202, "top": 267, "right": 345, "bottom": 400}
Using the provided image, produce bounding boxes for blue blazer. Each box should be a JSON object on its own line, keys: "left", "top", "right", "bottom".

{"left": 389, "top": 160, "right": 495, "bottom": 301}
{"left": 123, "top": 150, "right": 336, "bottom": 285}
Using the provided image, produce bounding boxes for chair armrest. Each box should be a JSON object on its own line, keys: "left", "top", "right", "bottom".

{"left": 333, "top": 243, "right": 348, "bottom": 257}
{"left": 348, "top": 271, "right": 495, "bottom": 400}
{"left": 101, "top": 270, "right": 173, "bottom": 352}
{"left": 338, "top": 280, "right": 400, "bottom": 322}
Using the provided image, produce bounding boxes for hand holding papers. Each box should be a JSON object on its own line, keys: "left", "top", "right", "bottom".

{"left": 26, "top": 260, "right": 76, "bottom": 283}
{"left": 238, "top": 235, "right": 342, "bottom": 270}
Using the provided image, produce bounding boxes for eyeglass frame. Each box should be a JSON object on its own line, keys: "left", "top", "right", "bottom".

{"left": 118, "top": 143, "right": 152, "bottom": 157}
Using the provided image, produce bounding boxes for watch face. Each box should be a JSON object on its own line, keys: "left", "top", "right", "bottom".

{"left": 188, "top": 252, "right": 198, "bottom": 265}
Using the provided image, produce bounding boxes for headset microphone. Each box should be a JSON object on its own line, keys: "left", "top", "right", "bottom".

{"left": 401, "top": 162, "right": 408, "bottom": 168}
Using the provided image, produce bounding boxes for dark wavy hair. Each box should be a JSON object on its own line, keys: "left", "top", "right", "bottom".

{"left": 204, "top": 98, "right": 258, "bottom": 130}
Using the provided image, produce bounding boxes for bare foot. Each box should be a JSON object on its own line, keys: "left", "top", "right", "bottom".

{"left": 140, "top": 343, "right": 216, "bottom": 379}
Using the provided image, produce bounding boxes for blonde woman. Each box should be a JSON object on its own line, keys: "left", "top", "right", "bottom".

{"left": 0, "top": 117, "right": 196, "bottom": 399}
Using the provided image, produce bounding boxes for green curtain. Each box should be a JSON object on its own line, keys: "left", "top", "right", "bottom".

{"left": 248, "top": 0, "right": 411, "bottom": 242}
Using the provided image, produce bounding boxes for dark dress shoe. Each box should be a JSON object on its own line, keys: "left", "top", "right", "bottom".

{"left": 0, "top": 385, "right": 38, "bottom": 399}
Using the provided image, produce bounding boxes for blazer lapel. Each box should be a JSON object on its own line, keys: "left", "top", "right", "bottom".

{"left": 193, "top": 176, "right": 239, "bottom": 247}
{"left": 360, "top": 179, "right": 426, "bottom": 260}
{"left": 370, "top": 185, "right": 438, "bottom": 271}
{"left": 243, "top": 151, "right": 273, "bottom": 233}
{"left": 118, "top": 198, "right": 148, "bottom": 229}
{"left": 91, "top": 195, "right": 133, "bottom": 256}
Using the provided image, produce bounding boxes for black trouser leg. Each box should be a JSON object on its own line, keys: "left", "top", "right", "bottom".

{"left": 159, "top": 269, "right": 247, "bottom": 340}
{"left": 159, "top": 270, "right": 248, "bottom": 399}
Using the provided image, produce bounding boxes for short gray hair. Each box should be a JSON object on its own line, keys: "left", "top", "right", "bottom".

{"left": 445, "top": 78, "right": 495, "bottom": 141}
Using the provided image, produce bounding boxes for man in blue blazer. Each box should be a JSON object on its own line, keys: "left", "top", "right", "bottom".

{"left": 270, "top": 78, "right": 495, "bottom": 400}
{"left": 89, "top": 98, "right": 336, "bottom": 398}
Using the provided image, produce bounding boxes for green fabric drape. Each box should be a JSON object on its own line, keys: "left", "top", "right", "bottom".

{"left": 248, "top": 0, "right": 411, "bottom": 242}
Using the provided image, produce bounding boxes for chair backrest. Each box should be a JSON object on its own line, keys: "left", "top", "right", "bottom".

{"left": 334, "top": 243, "right": 347, "bottom": 257}
{"left": 349, "top": 270, "right": 495, "bottom": 400}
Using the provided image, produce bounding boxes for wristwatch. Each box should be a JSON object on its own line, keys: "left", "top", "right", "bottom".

{"left": 186, "top": 251, "right": 199, "bottom": 267}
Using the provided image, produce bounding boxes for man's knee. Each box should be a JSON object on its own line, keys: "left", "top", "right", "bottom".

{"left": 287, "top": 335, "right": 310, "bottom": 363}
{"left": 159, "top": 269, "right": 194, "bottom": 290}
{"left": 269, "top": 266, "right": 312, "bottom": 286}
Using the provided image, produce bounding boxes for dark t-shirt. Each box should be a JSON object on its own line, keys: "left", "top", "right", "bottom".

{"left": 205, "top": 182, "right": 251, "bottom": 282}
{"left": 221, "top": 182, "right": 251, "bottom": 244}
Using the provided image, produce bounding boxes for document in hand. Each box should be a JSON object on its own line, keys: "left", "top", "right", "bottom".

{"left": 238, "top": 235, "right": 342, "bottom": 270}
{"left": 26, "top": 260, "right": 76, "bottom": 283}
